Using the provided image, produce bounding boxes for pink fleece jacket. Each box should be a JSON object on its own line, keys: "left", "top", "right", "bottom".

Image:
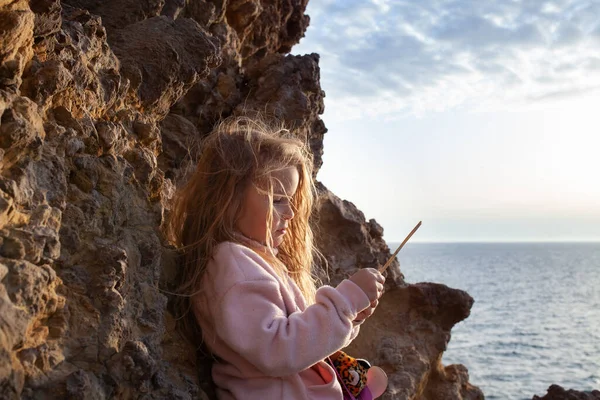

{"left": 192, "top": 241, "right": 371, "bottom": 400}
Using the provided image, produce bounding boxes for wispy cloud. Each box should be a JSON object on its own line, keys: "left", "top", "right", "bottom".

{"left": 293, "top": 0, "right": 600, "bottom": 117}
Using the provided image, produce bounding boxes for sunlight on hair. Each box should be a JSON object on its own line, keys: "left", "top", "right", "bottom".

{"left": 162, "top": 114, "right": 325, "bottom": 344}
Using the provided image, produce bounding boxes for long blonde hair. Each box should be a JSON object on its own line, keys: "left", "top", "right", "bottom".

{"left": 163, "top": 115, "right": 318, "bottom": 343}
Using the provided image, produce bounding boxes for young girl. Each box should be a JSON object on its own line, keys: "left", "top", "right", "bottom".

{"left": 165, "top": 116, "right": 385, "bottom": 399}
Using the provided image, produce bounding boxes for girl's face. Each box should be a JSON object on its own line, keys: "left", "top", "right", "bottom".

{"left": 236, "top": 166, "right": 299, "bottom": 248}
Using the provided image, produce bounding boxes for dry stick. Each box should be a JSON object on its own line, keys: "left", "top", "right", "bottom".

{"left": 379, "top": 221, "right": 422, "bottom": 273}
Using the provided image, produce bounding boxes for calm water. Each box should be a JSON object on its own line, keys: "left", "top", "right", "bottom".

{"left": 388, "top": 242, "right": 600, "bottom": 400}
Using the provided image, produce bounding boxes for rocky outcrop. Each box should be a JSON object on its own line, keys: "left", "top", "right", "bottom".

{"left": 313, "top": 185, "right": 483, "bottom": 400}
{"left": 1, "top": 0, "right": 481, "bottom": 399}
{"left": 533, "top": 385, "right": 600, "bottom": 400}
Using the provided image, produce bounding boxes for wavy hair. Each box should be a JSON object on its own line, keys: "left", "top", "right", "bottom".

{"left": 163, "top": 115, "right": 319, "bottom": 344}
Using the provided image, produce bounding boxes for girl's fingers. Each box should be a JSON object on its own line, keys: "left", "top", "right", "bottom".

{"left": 363, "top": 307, "right": 374, "bottom": 318}
{"left": 356, "top": 299, "right": 379, "bottom": 323}
{"left": 370, "top": 292, "right": 379, "bottom": 302}
{"left": 367, "top": 268, "right": 385, "bottom": 284}
{"left": 376, "top": 283, "right": 384, "bottom": 300}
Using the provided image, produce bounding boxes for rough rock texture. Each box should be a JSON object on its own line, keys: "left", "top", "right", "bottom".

{"left": 533, "top": 385, "right": 600, "bottom": 400}
{"left": 0, "top": 0, "right": 513, "bottom": 399}
{"left": 313, "top": 185, "right": 484, "bottom": 400}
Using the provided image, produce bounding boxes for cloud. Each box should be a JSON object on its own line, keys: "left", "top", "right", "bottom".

{"left": 292, "top": 0, "right": 600, "bottom": 118}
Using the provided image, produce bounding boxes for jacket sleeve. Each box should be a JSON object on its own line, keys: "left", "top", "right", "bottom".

{"left": 210, "top": 251, "right": 371, "bottom": 377}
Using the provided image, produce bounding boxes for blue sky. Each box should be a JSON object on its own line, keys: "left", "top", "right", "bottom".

{"left": 292, "top": 0, "right": 600, "bottom": 242}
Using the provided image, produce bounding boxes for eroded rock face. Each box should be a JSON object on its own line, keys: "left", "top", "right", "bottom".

{"left": 313, "top": 184, "right": 484, "bottom": 400}
{"left": 533, "top": 385, "right": 600, "bottom": 400}
{"left": 1, "top": 0, "right": 483, "bottom": 399}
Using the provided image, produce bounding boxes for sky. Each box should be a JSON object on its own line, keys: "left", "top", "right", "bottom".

{"left": 292, "top": 0, "right": 600, "bottom": 242}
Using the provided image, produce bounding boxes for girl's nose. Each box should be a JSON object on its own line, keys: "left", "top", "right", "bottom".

{"left": 281, "top": 204, "right": 295, "bottom": 220}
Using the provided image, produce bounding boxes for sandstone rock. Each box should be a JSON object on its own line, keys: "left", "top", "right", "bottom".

{"left": 0, "top": 96, "right": 44, "bottom": 170}
{"left": 0, "top": 1, "right": 34, "bottom": 92}
{"left": 313, "top": 182, "right": 403, "bottom": 286}
{"left": 29, "top": 0, "right": 62, "bottom": 38}
{"left": 110, "top": 16, "right": 221, "bottom": 117}
{"left": 61, "top": 0, "right": 166, "bottom": 33}
{"left": 158, "top": 113, "right": 200, "bottom": 182}
{"left": 242, "top": 52, "right": 326, "bottom": 174}
{"left": 224, "top": 0, "right": 310, "bottom": 60}
{"left": 182, "top": 0, "right": 221, "bottom": 28}
{"left": 21, "top": 6, "right": 124, "bottom": 117}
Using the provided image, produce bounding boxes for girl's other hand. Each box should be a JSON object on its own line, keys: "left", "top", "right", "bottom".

{"left": 349, "top": 268, "right": 385, "bottom": 304}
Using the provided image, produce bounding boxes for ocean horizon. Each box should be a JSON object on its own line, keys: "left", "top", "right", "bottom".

{"left": 385, "top": 241, "right": 600, "bottom": 400}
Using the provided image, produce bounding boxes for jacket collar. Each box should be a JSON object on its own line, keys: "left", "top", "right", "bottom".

{"left": 232, "top": 231, "right": 279, "bottom": 256}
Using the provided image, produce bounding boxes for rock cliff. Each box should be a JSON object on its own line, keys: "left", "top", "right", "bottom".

{"left": 0, "top": 1, "right": 481, "bottom": 399}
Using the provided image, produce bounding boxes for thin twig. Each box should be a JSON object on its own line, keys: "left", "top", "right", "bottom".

{"left": 379, "top": 221, "right": 422, "bottom": 273}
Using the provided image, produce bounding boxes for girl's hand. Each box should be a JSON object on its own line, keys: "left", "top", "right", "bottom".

{"left": 354, "top": 299, "right": 379, "bottom": 324}
{"left": 349, "top": 268, "right": 385, "bottom": 304}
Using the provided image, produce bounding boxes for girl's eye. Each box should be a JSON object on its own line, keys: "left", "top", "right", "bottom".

{"left": 273, "top": 196, "right": 291, "bottom": 205}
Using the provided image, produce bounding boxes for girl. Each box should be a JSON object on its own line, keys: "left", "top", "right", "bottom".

{"left": 164, "top": 116, "right": 385, "bottom": 399}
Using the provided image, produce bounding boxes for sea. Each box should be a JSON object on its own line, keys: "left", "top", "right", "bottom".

{"left": 385, "top": 242, "right": 600, "bottom": 400}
